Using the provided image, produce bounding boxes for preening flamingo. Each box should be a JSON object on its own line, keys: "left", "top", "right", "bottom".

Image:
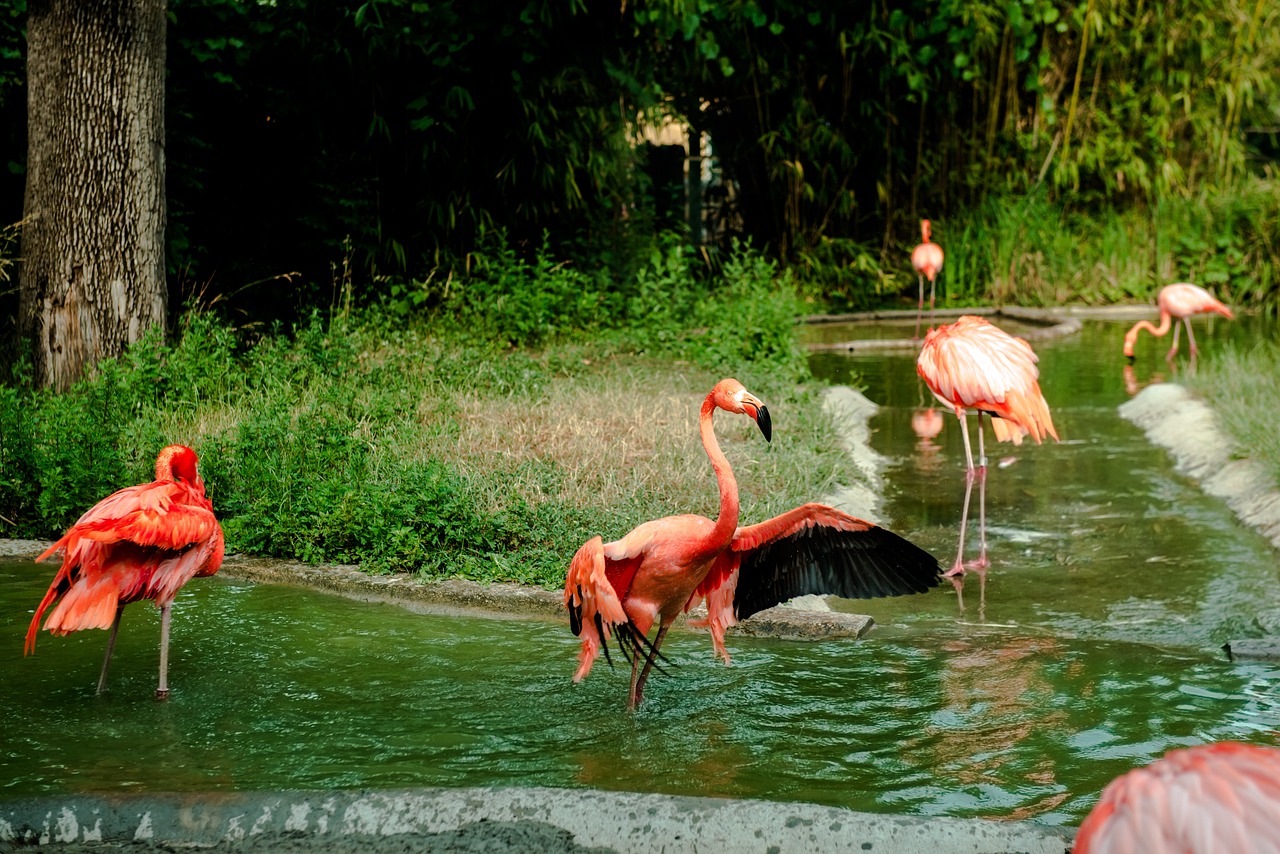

{"left": 26, "top": 445, "right": 225, "bottom": 699}
{"left": 911, "top": 219, "right": 945, "bottom": 338}
{"left": 1074, "top": 742, "right": 1280, "bottom": 854}
{"left": 563, "top": 378, "right": 942, "bottom": 709}
{"left": 1122, "top": 283, "right": 1234, "bottom": 362}
{"left": 916, "top": 316, "right": 1058, "bottom": 607}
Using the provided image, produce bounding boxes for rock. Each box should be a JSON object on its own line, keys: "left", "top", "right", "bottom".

{"left": 728, "top": 606, "right": 873, "bottom": 640}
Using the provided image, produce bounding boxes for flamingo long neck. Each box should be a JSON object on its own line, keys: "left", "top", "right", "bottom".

{"left": 1126, "top": 311, "right": 1172, "bottom": 347}
{"left": 700, "top": 396, "right": 740, "bottom": 552}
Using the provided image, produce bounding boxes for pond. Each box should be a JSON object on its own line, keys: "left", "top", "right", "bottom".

{"left": 2, "top": 314, "right": 1278, "bottom": 828}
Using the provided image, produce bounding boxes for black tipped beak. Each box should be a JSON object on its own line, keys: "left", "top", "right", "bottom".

{"left": 755, "top": 405, "right": 772, "bottom": 442}
{"left": 1125, "top": 354, "right": 1135, "bottom": 364}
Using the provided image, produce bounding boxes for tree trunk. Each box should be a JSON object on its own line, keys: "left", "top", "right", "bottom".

{"left": 19, "top": 0, "right": 167, "bottom": 391}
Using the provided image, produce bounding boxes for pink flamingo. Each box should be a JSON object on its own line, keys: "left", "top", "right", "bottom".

{"left": 1123, "top": 283, "right": 1234, "bottom": 362}
{"left": 916, "top": 316, "right": 1058, "bottom": 607}
{"left": 26, "top": 445, "right": 225, "bottom": 698}
{"left": 1075, "top": 742, "right": 1280, "bottom": 853}
{"left": 563, "top": 378, "right": 941, "bottom": 709}
{"left": 911, "top": 219, "right": 945, "bottom": 338}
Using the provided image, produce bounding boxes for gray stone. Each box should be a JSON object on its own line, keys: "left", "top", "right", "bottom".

{"left": 728, "top": 605, "right": 874, "bottom": 640}
{"left": 1224, "top": 639, "right": 1280, "bottom": 662}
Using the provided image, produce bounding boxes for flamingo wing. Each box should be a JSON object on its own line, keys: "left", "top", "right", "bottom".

{"left": 725, "top": 503, "right": 940, "bottom": 620}
{"left": 563, "top": 536, "right": 647, "bottom": 682}
{"left": 1074, "top": 742, "right": 1280, "bottom": 854}
{"left": 27, "top": 481, "right": 225, "bottom": 655}
{"left": 39, "top": 481, "right": 221, "bottom": 559}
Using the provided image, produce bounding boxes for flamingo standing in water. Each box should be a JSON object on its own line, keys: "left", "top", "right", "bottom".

{"left": 26, "top": 445, "right": 225, "bottom": 699}
{"left": 1074, "top": 742, "right": 1280, "bottom": 853}
{"left": 563, "top": 379, "right": 941, "bottom": 709}
{"left": 911, "top": 219, "right": 945, "bottom": 338}
{"left": 1123, "top": 283, "right": 1234, "bottom": 362}
{"left": 916, "top": 316, "right": 1058, "bottom": 607}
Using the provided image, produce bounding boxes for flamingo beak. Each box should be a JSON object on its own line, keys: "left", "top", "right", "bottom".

{"left": 753, "top": 404, "right": 772, "bottom": 442}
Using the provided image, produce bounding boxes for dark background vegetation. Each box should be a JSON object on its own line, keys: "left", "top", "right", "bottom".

{"left": 3, "top": 0, "right": 1277, "bottom": 325}
{"left": 1, "top": 0, "right": 1278, "bottom": 579}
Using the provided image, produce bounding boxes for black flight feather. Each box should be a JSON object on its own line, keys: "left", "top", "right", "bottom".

{"left": 733, "top": 524, "right": 941, "bottom": 621}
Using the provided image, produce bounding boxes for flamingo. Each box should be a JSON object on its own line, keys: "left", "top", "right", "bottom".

{"left": 1074, "top": 742, "right": 1280, "bottom": 853}
{"left": 1122, "top": 283, "right": 1234, "bottom": 362}
{"left": 563, "top": 378, "right": 942, "bottom": 709}
{"left": 911, "top": 219, "right": 945, "bottom": 338}
{"left": 25, "top": 445, "right": 225, "bottom": 699}
{"left": 916, "top": 316, "right": 1058, "bottom": 607}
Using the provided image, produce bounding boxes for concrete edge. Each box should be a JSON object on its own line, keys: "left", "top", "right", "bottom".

{"left": 803, "top": 307, "right": 1083, "bottom": 353}
{"left": 1118, "top": 383, "right": 1280, "bottom": 659}
{"left": 0, "top": 786, "right": 1074, "bottom": 854}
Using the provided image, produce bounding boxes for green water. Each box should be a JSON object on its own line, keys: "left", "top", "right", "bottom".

{"left": 2, "top": 317, "right": 1279, "bottom": 826}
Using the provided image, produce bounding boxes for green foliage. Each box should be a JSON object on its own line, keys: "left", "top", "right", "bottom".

{"left": 934, "top": 180, "right": 1280, "bottom": 307}
{"left": 1185, "top": 342, "right": 1280, "bottom": 485}
{"left": 0, "top": 239, "right": 822, "bottom": 584}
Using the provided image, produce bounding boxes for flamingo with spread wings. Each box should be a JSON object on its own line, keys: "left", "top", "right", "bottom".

{"left": 1123, "top": 283, "right": 1234, "bottom": 362}
{"left": 1074, "top": 742, "right": 1280, "bottom": 853}
{"left": 911, "top": 219, "right": 945, "bottom": 338}
{"left": 917, "top": 316, "right": 1058, "bottom": 607}
{"left": 563, "top": 379, "right": 941, "bottom": 709}
{"left": 25, "top": 445, "right": 225, "bottom": 699}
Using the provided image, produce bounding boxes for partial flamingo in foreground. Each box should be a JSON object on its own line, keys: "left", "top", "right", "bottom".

{"left": 563, "top": 379, "right": 941, "bottom": 709}
{"left": 916, "top": 316, "right": 1058, "bottom": 607}
{"left": 911, "top": 219, "right": 945, "bottom": 338}
{"left": 1123, "top": 283, "right": 1234, "bottom": 362}
{"left": 26, "top": 445, "right": 225, "bottom": 699}
{"left": 1074, "top": 741, "right": 1280, "bottom": 853}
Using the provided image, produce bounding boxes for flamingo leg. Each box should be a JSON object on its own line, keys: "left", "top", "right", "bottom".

{"left": 156, "top": 603, "right": 172, "bottom": 700}
{"left": 632, "top": 622, "right": 671, "bottom": 709}
{"left": 929, "top": 276, "right": 936, "bottom": 328}
{"left": 914, "top": 275, "right": 925, "bottom": 339}
{"left": 1184, "top": 317, "right": 1199, "bottom": 357}
{"left": 1167, "top": 321, "right": 1182, "bottom": 361}
{"left": 969, "top": 414, "right": 991, "bottom": 573}
{"left": 945, "top": 410, "right": 976, "bottom": 609}
{"left": 96, "top": 604, "right": 124, "bottom": 696}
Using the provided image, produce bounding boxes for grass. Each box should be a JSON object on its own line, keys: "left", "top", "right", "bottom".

{"left": 1182, "top": 342, "right": 1280, "bottom": 486}
{"left": 0, "top": 240, "right": 862, "bottom": 590}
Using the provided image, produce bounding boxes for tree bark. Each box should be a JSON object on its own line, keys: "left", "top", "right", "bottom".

{"left": 19, "top": 0, "right": 167, "bottom": 391}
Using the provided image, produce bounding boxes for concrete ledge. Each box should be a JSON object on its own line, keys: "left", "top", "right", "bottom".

{"left": 803, "top": 307, "right": 1082, "bottom": 353}
{"left": 0, "top": 787, "right": 1073, "bottom": 853}
{"left": 1119, "top": 383, "right": 1280, "bottom": 661}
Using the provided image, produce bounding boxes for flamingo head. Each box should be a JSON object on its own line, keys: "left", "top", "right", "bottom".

{"left": 921, "top": 219, "right": 932, "bottom": 242}
{"left": 1122, "top": 328, "right": 1138, "bottom": 360}
{"left": 711, "top": 378, "right": 772, "bottom": 442}
{"left": 156, "top": 445, "right": 204, "bottom": 491}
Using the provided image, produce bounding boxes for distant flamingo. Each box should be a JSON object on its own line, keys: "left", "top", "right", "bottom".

{"left": 1123, "top": 283, "right": 1234, "bottom": 362}
{"left": 916, "top": 316, "right": 1058, "bottom": 607}
{"left": 563, "top": 379, "right": 941, "bottom": 709}
{"left": 26, "top": 445, "right": 225, "bottom": 699}
{"left": 1074, "top": 741, "right": 1280, "bottom": 853}
{"left": 911, "top": 219, "right": 945, "bottom": 338}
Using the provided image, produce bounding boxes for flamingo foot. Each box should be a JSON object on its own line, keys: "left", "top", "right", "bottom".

{"left": 155, "top": 687, "right": 170, "bottom": 701}
{"left": 964, "top": 554, "right": 990, "bottom": 571}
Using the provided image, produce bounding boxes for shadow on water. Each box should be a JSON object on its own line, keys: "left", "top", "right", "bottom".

{"left": 2, "top": 315, "right": 1279, "bottom": 826}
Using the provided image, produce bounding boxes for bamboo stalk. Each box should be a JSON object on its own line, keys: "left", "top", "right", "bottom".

{"left": 1059, "top": 0, "right": 1097, "bottom": 180}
